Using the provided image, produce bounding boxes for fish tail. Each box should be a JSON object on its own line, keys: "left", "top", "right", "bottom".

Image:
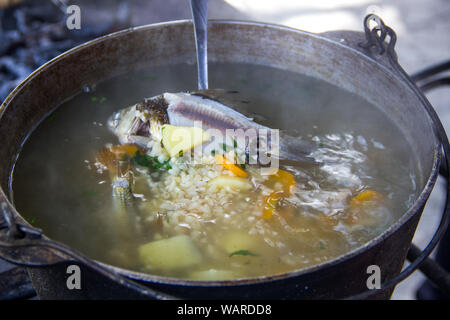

{"left": 97, "top": 147, "right": 136, "bottom": 198}
{"left": 111, "top": 172, "right": 141, "bottom": 234}
{"left": 96, "top": 147, "right": 141, "bottom": 237}
{"left": 278, "top": 133, "right": 318, "bottom": 165}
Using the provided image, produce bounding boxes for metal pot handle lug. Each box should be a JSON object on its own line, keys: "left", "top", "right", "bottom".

{"left": 0, "top": 198, "right": 177, "bottom": 299}
{"left": 0, "top": 200, "right": 57, "bottom": 267}
{"left": 336, "top": 15, "right": 450, "bottom": 299}
{"left": 319, "top": 14, "right": 399, "bottom": 75}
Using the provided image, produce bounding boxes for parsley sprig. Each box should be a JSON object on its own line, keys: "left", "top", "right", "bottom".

{"left": 131, "top": 151, "right": 172, "bottom": 171}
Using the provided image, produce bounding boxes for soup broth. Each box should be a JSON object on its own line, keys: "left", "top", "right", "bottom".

{"left": 12, "top": 63, "right": 418, "bottom": 280}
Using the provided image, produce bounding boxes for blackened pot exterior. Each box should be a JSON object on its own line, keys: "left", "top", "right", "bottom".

{"left": 0, "top": 20, "right": 441, "bottom": 299}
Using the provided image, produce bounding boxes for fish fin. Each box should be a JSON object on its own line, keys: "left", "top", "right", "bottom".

{"left": 278, "top": 134, "right": 319, "bottom": 165}
{"left": 191, "top": 89, "right": 255, "bottom": 121}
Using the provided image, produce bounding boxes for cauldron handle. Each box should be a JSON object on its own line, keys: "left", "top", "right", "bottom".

{"left": 0, "top": 197, "right": 178, "bottom": 299}
{"left": 325, "top": 15, "right": 450, "bottom": 299}
{"left": 407, "top": 60, "right": 450, "bottom": 296}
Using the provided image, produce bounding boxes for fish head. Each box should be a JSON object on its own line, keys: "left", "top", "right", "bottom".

{"left": 107, "top": 96, "right": 169, "bottom": 148}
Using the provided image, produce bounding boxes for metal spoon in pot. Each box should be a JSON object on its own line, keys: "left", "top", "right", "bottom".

{"left": 190, "top": 0, "right": 209, "bottom": 91}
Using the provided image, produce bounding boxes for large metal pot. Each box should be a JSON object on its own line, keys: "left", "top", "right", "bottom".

{"left": 0, "top": 15, "right": 449, "bottom": 299}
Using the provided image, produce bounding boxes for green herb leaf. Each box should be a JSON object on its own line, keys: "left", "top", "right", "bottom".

{"left": 229, "top": 250, "right": 259, "bottom": 258}
{"left": 234, "top": 151, "right": 246, "bottom": 169}
{"left": 221, "top": 143, "right": 235, "bottom": 152}
{"left": 90, "top": 96, "right": 107, "bottom": 103}
{"left": 131, "top": 151, "right": 172, "bottom": 171}
{"left": 151, "top": 157, "right": 172, "bottom": 170}
{"left": 131, "top": 151, "right": 153, "bottom": 167}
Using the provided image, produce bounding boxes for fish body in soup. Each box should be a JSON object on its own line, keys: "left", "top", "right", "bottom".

{"left": 108, "top": 92, "right": 316, "bottom": 164}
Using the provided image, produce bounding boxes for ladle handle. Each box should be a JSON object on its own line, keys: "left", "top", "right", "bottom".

{"left": 190, "top": 0, "right": 209, "bottom": 90}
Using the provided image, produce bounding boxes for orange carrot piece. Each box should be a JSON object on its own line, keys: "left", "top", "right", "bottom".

{"left": 262, "top": 191, "right": 283, "bottom": 220}
{"left": 261, "top": 170, "right": 297, "bottom": 220}
{"left": 350, "top": 190, "right": 383, "bottom": 208}
{"left": 215, "top": 154, "right": 248, "bottom": 178}
{"left": 272, "top": 169, "right": 296, "bottom": 194}
{"left": 111, "top": 144, "right": 140, "bottom": 157}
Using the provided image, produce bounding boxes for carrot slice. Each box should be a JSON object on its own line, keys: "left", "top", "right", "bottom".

{"left": 111, "top": 144, "right": 140, "bottom": 157}
{"left": 260, "top": 170, "right": 296, "bottom": 220}
{"left": 215, "top": 154, "right": 248, "bottom": 178}
{"left": 350, "top": 190, "right": 383, "bottom": 208}
{"left": 272, "top": 169, "right": 296, "bottom": 194}
{"left": 262, "top": 191, "right": 282, "bottom": 220}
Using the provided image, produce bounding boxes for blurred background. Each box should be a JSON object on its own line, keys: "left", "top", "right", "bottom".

{"left": 0, "top": 0, "right": 449, "bottom": 299}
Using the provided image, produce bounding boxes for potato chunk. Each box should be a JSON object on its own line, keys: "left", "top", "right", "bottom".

{"left": 161, "top": 124, "right": 210, "bottom": 157}
{"left": 138, "top": 235, "right": 202, "bottom": 270}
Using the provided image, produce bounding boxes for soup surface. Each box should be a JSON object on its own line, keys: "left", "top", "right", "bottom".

{"left": 12, "top": 63, "right": 418, "bottom": 280}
